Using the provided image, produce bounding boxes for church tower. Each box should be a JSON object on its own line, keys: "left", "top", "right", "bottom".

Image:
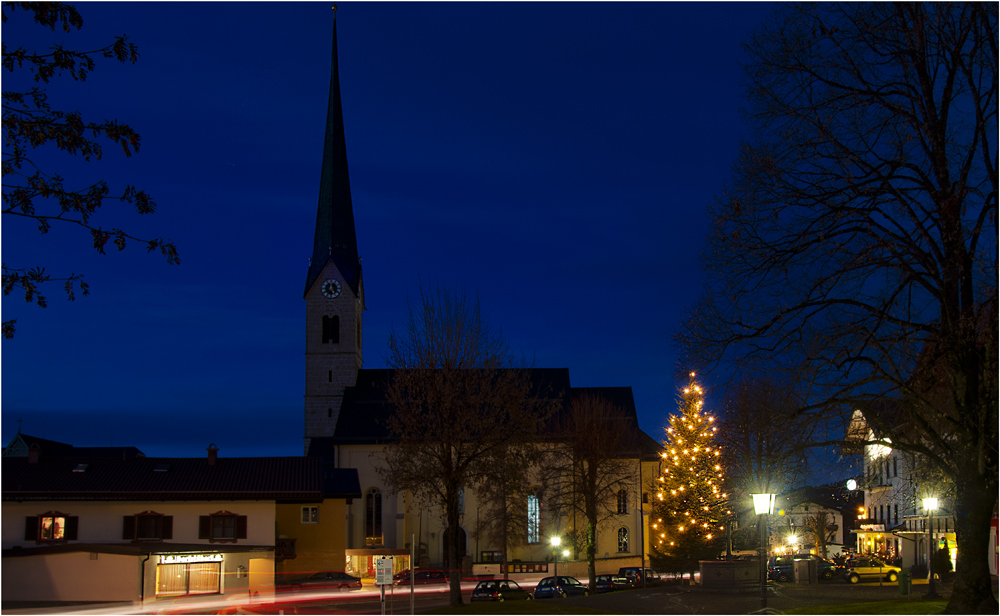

{"left": 304, "top": 11, "right": 363, "bottom": 453}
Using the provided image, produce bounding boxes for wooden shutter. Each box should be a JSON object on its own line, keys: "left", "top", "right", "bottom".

{"left": 122, "top": 516, "right": 136, "bottom": 540}
{"left": 64, "top": 516, "right": 79, "bottom": 540}
{"left": 162, "top": 516, "right": 173, "bottom": 540}
{"left": 24, "top": 516, "right": 38, "bottom": 541}
{"left": 236, "top": 515, "right": 248, "bottom": 539}
{"left": 199, "top": 516, "right": 211, "bottom": 539}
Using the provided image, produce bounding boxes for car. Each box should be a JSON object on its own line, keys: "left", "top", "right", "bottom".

{"left": 532, "top": 576, "right": 589, "bottom": 598}
{"left": 277, "top": 570, "right": 362, "bottom": 591}
{"left": 593, "top": 574, "right": 630, "bottom": 593}
{"left": 394, "top": 569, "right": 448, "bottom": 585}
{"left": 767, "top": 554, "right": 841, "bottom": 582}
{"left": 470, "top": 579, "right": 532, "bottom": 602}
{"left": 618, "top": 567, "right": 662, "bottom": 587}
{"left": 844, "top": 557, "right": 901, "bottom": 584}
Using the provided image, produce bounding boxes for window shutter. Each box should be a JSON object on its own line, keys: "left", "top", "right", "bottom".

{"left": 199, "top": 516, "right": 211, "bottom": 539}
{"left": 64, "top": 516, "right": 79, "bottom": 540}
{"left": 236, "top": 515, "right": 248, "bottom": 539}
{"left": 24, "top": 516, "right": 38, "bottom": 541}
{"left": 162, "top": 516, "right": 173, "bottom": 540}
{"left": 123, "top": 516, "right": 136, "bottom": 540}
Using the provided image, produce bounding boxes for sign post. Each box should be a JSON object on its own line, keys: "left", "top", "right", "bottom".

{"left": 376, "top": 557, "right": 393, "bottom": 615}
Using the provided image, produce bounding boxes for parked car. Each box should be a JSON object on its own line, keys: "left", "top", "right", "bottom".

{"left": 844, "top": 557, "right": 901, "bottom": 584}
{"left": 277, "top": 571, "right": 362, "bottom": 591}
{"left": 767, "top": 554, "right": 841, "bottom": 582}
{"left": 394, "top": 569, "right": 448, "bottom": 586}
{"left": 618, "top": 567, "right": 662, "bottom": 587}
{"left": 470, "top": 579, "right": 532, "bottom": 602}
{"left": 594, "top": 574, "right": 631, "bottom": 593}
{"left": 532, "top": 576, "right": 589, "bottom": 598}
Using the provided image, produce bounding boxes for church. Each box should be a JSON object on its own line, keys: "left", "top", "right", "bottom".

{"left": 300, "top": 14, "right": 664, "bottom": 580}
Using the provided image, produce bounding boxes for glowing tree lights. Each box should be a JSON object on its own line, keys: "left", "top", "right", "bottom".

{"left": 651, "top": 373, "right": 729, "bottom": 568}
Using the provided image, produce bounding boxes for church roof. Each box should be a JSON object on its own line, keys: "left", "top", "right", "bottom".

{"left": 308, "top": 368, "right": 661, "bottom": 459}
{"left": 304, "top": 11, "right": 361, "bottom": 298}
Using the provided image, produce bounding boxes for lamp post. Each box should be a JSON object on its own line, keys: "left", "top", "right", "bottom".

{"left": 752, "top": 493, "right": 776, "bottom": 611}
{"left": 922, "top": 497, "right": 938, "bottom": 598}
{"left": 550, "top": 536, "right": 561, "bottom": 577}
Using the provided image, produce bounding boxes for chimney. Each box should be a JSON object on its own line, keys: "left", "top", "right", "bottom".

{"left": 207, "top": 444, "right": 218, "bottom": 466}
{"left": 27, "top": 443, "right": 40, "bottom": 464}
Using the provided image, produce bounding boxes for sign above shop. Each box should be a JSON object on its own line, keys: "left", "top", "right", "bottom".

{"left": 859, "top": 524, "right": 885, "bottom": 532}
{"left": 160, "top": 553, "right": 224, "bottom": 564}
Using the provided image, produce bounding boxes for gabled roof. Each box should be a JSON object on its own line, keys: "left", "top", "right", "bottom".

{"left": 304, "top": 12, "right": 361, "bottom": 298}
{"left": 2, "top": 455, "right": 361, "bottom": 502}
{"left": 309, "top": 367, "right": 661, "bottom": 459}
{"left": 3, "top": 433, "right": 144, "bottom": 459}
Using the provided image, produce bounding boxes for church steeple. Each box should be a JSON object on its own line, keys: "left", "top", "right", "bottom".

{"left": 302, "top": 7, "right": 363, "bottom": 453}
{"left": 304, "top": 9, "right": 361, "bottom": 299}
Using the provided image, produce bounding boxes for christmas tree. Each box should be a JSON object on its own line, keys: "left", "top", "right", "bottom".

{"left": 651, "top": 373, "right": 729, "bottom": 567}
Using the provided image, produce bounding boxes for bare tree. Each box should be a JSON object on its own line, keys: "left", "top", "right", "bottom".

{"left": 717, "top": 373, "right": 812, "bottom": 497}
{"left": 801, "top": 511, "right": 836, "bottom": 560}
{"left": 678, "top": 4, "right": 997, "bottom": 612}
{"left": 545, "top": 392, "right": 639, "bottom": 593}
{"left": 376, "top": 285, "right": 553, "bottom": 607}
{"left": 471, "top": 442, "right": 542, "bottom": 580}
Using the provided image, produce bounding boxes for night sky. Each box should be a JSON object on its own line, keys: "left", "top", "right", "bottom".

{"left": 3, "top": 2, "right": 781, "bottom": 461}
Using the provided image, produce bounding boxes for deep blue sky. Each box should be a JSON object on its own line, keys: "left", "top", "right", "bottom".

{"left": 3, "top": 2, "right": 780, "bottom": 459}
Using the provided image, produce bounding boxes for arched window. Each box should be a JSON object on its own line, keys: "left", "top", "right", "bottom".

{"left": 527, "top": 489, "right": 542, "bottom": 544}
{"left": 617, "top": 527, "right": 629, "bottom": 552}
{"left": 322, "top": 315, "right": 340, "bottom": 343}
{"left": 365, "top": 488, "right": 382, "bottom": 546}
{"left": 617, "top": 489, "right": 628, "bottom": 514}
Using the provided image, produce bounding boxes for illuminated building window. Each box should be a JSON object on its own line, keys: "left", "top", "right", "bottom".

{"left": 618, "top": 527, "right": 629, "bottom": 552}
{"left": 25, "top": 511, "right": 78, "bottom": 542}
{"left": 527, "top": 490, "right": 542, "bottom": 544}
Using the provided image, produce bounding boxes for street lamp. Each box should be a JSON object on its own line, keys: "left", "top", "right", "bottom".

{"left": 922, "top": 497, "right": 939, "bottom": 598}
{"left": 550, "top": 536, "right": 561, "bottom": 577}
{"left": 752, "top": 493, "right": 776, "bottom": 611}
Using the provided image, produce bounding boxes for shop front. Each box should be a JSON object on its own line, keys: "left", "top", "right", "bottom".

{"left": 155, "top": 553, "right": 224, "bottom": 596}
{"left": 346, "top": 548, "right": 411, "bottom": 581}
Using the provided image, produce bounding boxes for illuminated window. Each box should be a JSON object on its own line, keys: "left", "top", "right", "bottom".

{"left": 365, "top": 488, "right": 382, "bottom": 545}
{"left": 301, "top": 506, "right": 319, "bottom": 524}
{"left": 617, "top": 489, "right": 629, "bottom": 514}
{"left": 123, "top": 511, "right": 173, "bottom": 541}
{"left": 618, "top": 527, "right": 629, "bottom": 552}
{"left": 527, "top": 490, "right": 542, "bottom": 544}
{"left": 25, "top": 512, "right": 78, "bottom": 542}
{"left": 322, "top": 315, "right": 339, "bottom": 343}
{"left": 198, "top": 511, "right": 247, "bottom": 543}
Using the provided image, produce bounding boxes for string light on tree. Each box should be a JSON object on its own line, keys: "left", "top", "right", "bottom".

{"left": 651, "top": 372, "right": 729, "bottom": 565}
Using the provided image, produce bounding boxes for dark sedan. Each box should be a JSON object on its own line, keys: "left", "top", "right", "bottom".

{"left": 532, "top": 576, "right": 589, "bottom": 598}
{"left": 594, "top": 574, "right": 630, "bottom": 593}
{"left": 470, "top": 579, "right": 532, "bottom": 602}
{"left": 278, "top": 571, "right": 362, "bottom": 591}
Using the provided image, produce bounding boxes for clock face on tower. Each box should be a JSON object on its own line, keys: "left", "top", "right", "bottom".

{"left": 321, "top": 279, "right": 342, "bottom": 299}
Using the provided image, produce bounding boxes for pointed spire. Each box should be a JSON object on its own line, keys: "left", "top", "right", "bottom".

{"left": 304, "top": 7, "right": 361, "bottom": 298}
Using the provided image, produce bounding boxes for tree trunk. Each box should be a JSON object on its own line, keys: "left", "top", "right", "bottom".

{"left": 946, "top": 465, "right": 999, "bottom": 614}
{"left": 445, "top": 486, "right": 463, "bottom": 607}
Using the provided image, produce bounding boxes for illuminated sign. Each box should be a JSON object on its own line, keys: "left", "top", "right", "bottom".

{"left": 859, "top": 524, "right": 885, "bottom": 532}
{"left": 160, "top": 553, "right": 223, "bottom": 564}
